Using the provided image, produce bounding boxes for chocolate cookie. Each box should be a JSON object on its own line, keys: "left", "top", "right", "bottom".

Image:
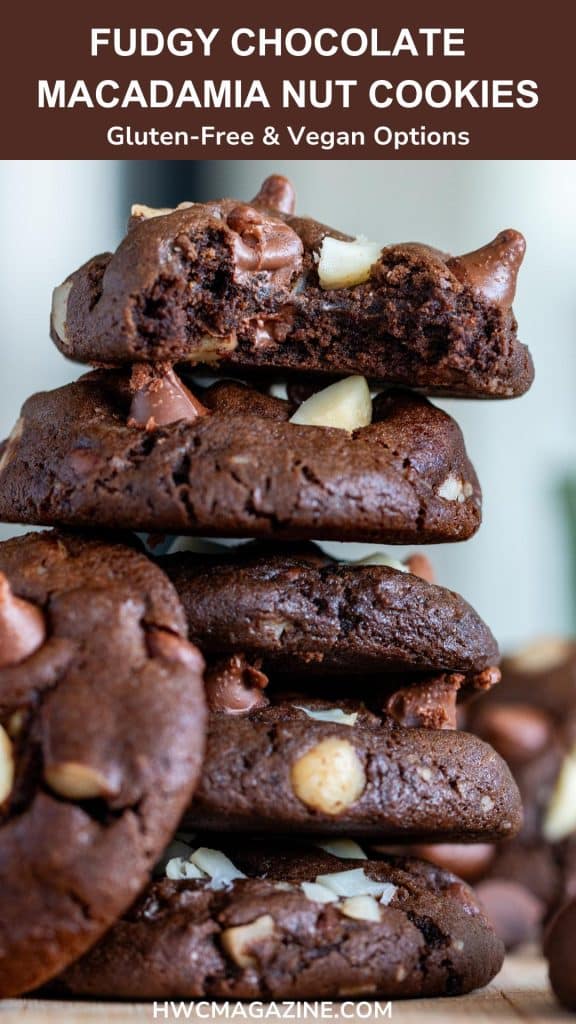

{"left": 58, "top": 842, "right": 504, "bottom": 999}
{"left": 160, "top": 547, "right": 499, "bottom": 686}
{"left": 50, "top": 174, "right": 533, "bottom": 399}
{"left": 0, "top": 370, "right": 482, "bottom": 543}
{"left": 0, "top": 531, "right": 207, "bottom": 996}
{"left": 183, "top": 696, "right": 522, "bottom": 840}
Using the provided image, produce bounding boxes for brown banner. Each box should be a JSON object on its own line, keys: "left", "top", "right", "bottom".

{"left": 2, "top": 0, "right": 572, "bottom": 158}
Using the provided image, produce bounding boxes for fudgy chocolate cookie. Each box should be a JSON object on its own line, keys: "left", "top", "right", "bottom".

{"left": 58, "top": 842, "right": 504, "bottom": 999}
{"left": 50, "top": 174, "right": 533, "bottom": 399}
{"left": 161, "top": 547, "right": 499, "bottom": 686}
{"left": 0, "top": 370, "right": 482, "bottom": 543}
{"left": 183, "top": 696, "right": 522, "bottom": 840}
{"left": 0, "top": 531, "right": 207, "bottom": 997}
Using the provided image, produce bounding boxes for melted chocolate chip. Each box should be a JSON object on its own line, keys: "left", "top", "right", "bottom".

{"left": 386, "top": 674, "right": 463, "bottom": 730}
{"left": 448, "top": 230, "right": 526, "bottom": 307}
{"left": 205, "top": 654, "right": 269, "bottom": 715}
{"left": 129, "top": 368, "right": 209, "bottom": 429}
{"left": 226, "top": 203, "right": 303, "bottom": 283}
{"left": 251, "top": 174, "right": 296, "bottom": 216}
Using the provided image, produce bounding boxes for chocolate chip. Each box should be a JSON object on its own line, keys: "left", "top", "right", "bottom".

{"left": 386, "top": 674, "right": 463, "bottom": 730}
{"left": 226, "top": 203, "right": 303, "bottom": 280}
{"left": 448, "top": 230, "right": 526, "bottom": 307}
{"left": 404, "top": 553, "right": 435, "bottom": 583}
{"left": 205, "top": 654, "right": 269, "bottom": 715}
{"left": 129, "top": 368, "right": 209, "bottom": 429}
{"left": 251, "top": 175, "right": 296, "bottom": 216}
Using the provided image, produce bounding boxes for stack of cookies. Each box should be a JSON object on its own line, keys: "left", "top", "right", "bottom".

{"left": 0, "top": 175, "right": 535, "bottom": 1001}
{"left": 465, "top": 637, "right": 576, "bottom": 948}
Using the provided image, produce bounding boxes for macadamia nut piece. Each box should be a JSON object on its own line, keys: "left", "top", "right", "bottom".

{"left": 291, "top": 737, "right": 366, "bottom": 815}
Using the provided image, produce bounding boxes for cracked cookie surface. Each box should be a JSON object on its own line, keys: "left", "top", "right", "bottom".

{"left": 57, "top": 843, "right": 504, "bottom": 999}
{"left": 161, "top": 548, "right": 499, "bottom": 682}
{"left": 0, "top": 372, "right": 481, "bottom": 543}
{"left": 0, "top": 531, "right": 206, "bottom": 996}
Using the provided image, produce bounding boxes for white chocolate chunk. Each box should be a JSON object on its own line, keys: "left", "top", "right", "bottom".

{"left": 437, "top": 474, "right": 468, "bottom": 502}
{"left": 354, "top": 553, "right": 408, "bottom": 572}
{"left": 318, "top": 236, "right": 382, "bottom": 289}
{"left": 340, "top": 895, "right": 382, "bottom": 922}
{"left": 316, "top": 839, "right": 367, "bottom": 860}
{"left": 543, "top": 747, "right": 576, "bottom": 841}
{"left": 0, "top": 724, "right": 15, "bottom": 804}
{"left": 190, "top": 848, "right": 246, "bottom": 889}
{"left": 315, "top": 868, "right": 393, "bottom": 899}
{"left": 293, "top": 705, "right": 358, "bottom": 727}
{"left": 51, "top": 280, "right": 73, "bottom": 344}
{"left": 290, "top": 376, "right": 372, "bottom": 432}
{"left": 165, "top": 857, "right": 206, "bottom": 881}
{"left": 301, "top": 881, "right": 339, "bottom": 904}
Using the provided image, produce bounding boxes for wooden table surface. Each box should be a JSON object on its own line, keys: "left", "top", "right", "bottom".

{"left": 0, "top": 953, "right": 569, "bottom": 1023}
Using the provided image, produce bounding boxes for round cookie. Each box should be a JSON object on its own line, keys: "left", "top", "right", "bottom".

{"left": 57, "top": 842, "right": 505, "bottom": 999}
{"left": 50, "top": 174, "right": 533, "bottom": 399}
{"left": 0, "top": 530, "right": 207, "bottom": 996}
{"left": 161, "top": 547, "right": 500, "bottom": 685}
{"left": 183, "top": 696, "right": 522, "bottom": 841}
{"left": 0, "top": 372, "right": 482, "bottom": 543}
